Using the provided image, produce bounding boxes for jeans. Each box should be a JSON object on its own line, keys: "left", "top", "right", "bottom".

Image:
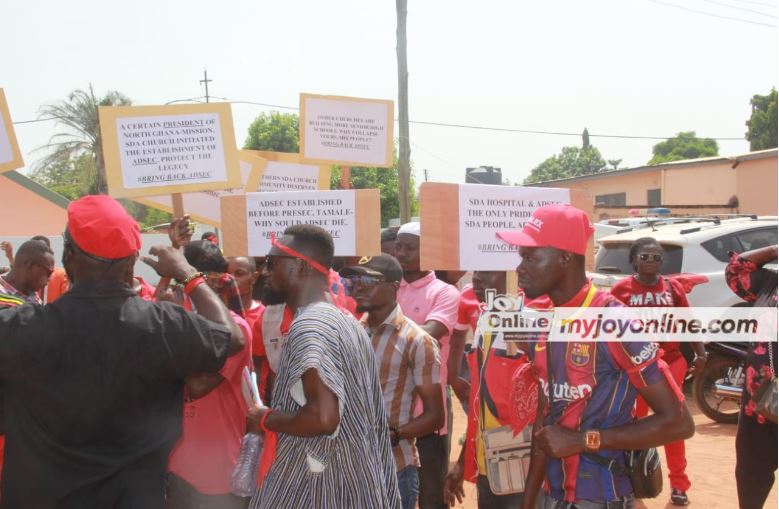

{"left": 396, "top": 465, "right": 419, "bottom": 509}
{"left": 165, "top": 473, "right": 249, "bottom": 509}
{"left": 476, "top": 474, "right": 524, "bottom": 509}
{"left": 541, "top": 493, "right": 635, "bottom": 509}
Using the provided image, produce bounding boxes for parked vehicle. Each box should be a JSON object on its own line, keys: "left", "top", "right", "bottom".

{"left": 589, "top": 216, "right": 778, "bottom": 307}
{"left": 693, "top": 342, "right": 748, "bottom": 424}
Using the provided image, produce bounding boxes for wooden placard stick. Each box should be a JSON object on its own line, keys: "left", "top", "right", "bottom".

{"left": 153, "top": 193, "right": 186, "bottom": 300}
{"left": 506, "top": 270, "right": 519, "bottom": 355}
{"left": 339, "top": 166, "right": 352, "bottom": 189}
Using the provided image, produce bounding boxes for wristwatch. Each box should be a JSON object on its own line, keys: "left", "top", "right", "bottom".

{"left": 583, "top": 430, "right": 601, "bottom": 453}
{"left": 389, "top": 426, "right": 401, "bottom": 448}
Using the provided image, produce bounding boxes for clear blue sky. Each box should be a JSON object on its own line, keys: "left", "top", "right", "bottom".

{"left": 3, "top": 0, "right": 777, "bottom": 186}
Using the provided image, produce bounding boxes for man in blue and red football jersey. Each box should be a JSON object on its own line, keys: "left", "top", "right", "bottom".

{"left": 496, "top": 204, "right": 695, "bottom": 509}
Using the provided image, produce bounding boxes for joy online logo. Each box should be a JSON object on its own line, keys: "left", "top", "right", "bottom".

{"left": 540, "top": 379, "right": 593, "bottom": 402}
{"left": 478, "top": 289, "right": 554, "bottom": 334}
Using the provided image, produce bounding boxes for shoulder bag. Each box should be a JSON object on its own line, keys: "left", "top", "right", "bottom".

{"left": 479, "top": 331, "right": 532, "bottom": 495}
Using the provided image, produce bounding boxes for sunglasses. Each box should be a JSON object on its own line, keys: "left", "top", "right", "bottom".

{"left": 345, "top": 275, "right": 387, "bottom": 288}
{"left": 264, "top": 255, "right": 298, "bottom": 271}
{"left": 638, "top": 253, "right": 663, "bottom": 262}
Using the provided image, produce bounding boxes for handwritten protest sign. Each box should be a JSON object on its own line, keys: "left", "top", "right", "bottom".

{"left": 420, "top": 183, "right": 592, "bottom": 270}
{"left": 0, "top": 89, "right": 24, "bottom": 174}
{"left": 245, "top": 151, "right": 330, "bottom": 192}
{"left": 221, "top": 189, "right": 380, "bottom": 257}
{"left": 299, "top": 93, "right": 394, "bottom": 168}
{"left": 99, "top": 103, "right": 240, "bottom": 198}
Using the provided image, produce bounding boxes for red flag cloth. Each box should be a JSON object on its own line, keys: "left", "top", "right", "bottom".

{"left": 671, "top": 273, "right": 709, "bottom": 294}
{"left": 255, "top": 430, "right": 278, "bottom": 488}
{"left": 509, "top": 362, "right": 539, "bottom": 435}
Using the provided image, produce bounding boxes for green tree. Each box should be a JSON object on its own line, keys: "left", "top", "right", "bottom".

{"left": 330, "top": 162, "right": 419, "bottom": 227}
{"left": 35, "top": 85, "right": 131, "bottom": 194}
{"left": 648, "top": 131, "right": 718, "bottom": 165}
{"left": 29, "top": 153, "right": 93, "bottom": 200}
{"left": 745, "top": 88, "right": 778, "bottom": 151}
{"left": 524, "top": 146, "right": 607, "bottom": 184}
{"left": 243, "top": 112, "right": 299, "bottom": 152}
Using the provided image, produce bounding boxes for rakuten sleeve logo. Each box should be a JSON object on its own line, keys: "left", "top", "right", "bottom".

{"left": 541, "top": 379, "right": 594, "bottom": 402}
{"left": 629, "top": 342, "right": 659, "bottom": 365}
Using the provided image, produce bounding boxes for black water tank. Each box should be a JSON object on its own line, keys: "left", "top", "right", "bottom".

{"left": 465, "top": 166, "right": 502, "bottom": 185}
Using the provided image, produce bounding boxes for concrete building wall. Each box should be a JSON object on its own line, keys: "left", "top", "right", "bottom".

{"left": 0, "top": 173, "right": 67, "bottom": 235}
{"left": 735, "top": 156, "right": 778, "bottom": 216}
{"left": 534, "top": 151, "right": 777, "bottom": 219}
{"left": 662, "top": 161, "right": 737, "bottom": 206}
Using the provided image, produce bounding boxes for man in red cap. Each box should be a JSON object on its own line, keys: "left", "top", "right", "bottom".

{"left": 495, "top": 204, "right": 695, "bottom": 509}
{"left": 0, "top": 194, "right": 244, "bottom": 509}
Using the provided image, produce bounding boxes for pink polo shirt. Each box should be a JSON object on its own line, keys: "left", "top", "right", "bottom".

{"left": 397, "top": 271, "right": 459, "bottom": 434}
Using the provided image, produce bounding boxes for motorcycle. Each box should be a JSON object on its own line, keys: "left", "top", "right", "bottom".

{"left": 692, "top": 342, "right": 748, "bottom": 424}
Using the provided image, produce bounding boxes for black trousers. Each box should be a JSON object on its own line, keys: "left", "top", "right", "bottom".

{"left": 416, "top": 433, "right": 450, "bottom": 509}
{"left": 735, "top": 411, "right": 778, "bottom": 509}
{"left": 476, "top": 474, "right": 525, "bottom": 509}
{"left": 165, "top": 473, "right": 248, "bottom": 509}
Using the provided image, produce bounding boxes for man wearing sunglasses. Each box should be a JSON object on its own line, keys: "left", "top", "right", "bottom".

{"left": 340, "top": 254, "right": 445, "bottom": 509}
{"left": 0, "top": 240, "right": 54, "bottom": 308}
{"left": 0, "top": 239, "right": 56, "bottom": 489}
{"left": 248, "top": 224, "right": 401, "bottom": 509}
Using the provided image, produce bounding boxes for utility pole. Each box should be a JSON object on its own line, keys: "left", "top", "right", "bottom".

{"left": 423, "top": 169, "right": 429, "bottom": 182}
{"left": 200, "top": 69, "right": 212, "bottom": 103}
{"left": 396, "top": 0, "right": 411, "bottom": 223}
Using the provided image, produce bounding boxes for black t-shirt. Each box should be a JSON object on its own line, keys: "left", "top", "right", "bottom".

{"left": 0, "top": 281, "right": 231, "bottom": 509}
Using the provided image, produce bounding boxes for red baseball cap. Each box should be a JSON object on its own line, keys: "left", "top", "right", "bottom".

{"left": 496, "top": 204, "right": 593, "bottom": 255}
{"left": 67, "top": 195, "right": 141, "bottom": 259}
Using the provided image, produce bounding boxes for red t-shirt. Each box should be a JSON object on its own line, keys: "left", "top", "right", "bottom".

{"left": 610, "top": 275, "right": 690, "bottom": 359}
{"left": 455, "top": 285, "right": 482, "bottom": 333}
{"left": 252, "top": 304, "right": 294, "bottom": 402}
{"left": 242, "top": 300, "right": 264, "bottom": 348}
{"left": 167, "top": 312, "right": 253, "bottom": 494}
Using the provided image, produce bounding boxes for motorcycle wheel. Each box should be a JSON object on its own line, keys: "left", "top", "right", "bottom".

{"left": 693, "top": 355, "right": 742, "bottom": 424}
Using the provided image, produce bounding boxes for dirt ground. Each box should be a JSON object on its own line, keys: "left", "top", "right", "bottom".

{"left": 447, "top": 395, "right": 778, "bottom": 509}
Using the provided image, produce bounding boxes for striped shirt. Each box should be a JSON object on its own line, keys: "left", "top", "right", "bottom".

{"left": 361, "top": 305, "right": 441, "bottom": 470}
{"left": 250, "top": 302, "right": 401, "bottom": 509}
{"left": 0, "top": 276, "right": 41, "bottom": 307}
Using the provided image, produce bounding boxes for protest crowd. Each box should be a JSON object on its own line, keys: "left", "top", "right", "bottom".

{"left": 0, "top": 195, "right": 777, "bottom": 509}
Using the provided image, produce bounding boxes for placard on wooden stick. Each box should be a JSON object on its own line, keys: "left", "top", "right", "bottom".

{"left": 299, "top": 93, "right": 394, "bottom": 168}
{"left": 244, "top": 150, "right": 331, "bottom": 192}
{"left": 0, "top": 88, "right": 24, "bottom": 174}
{"left": 99, "top": 102, "right": 240, "bottom": 199}
{"left": 132, "top": 151, "right": 265, "bottom": 228}
{"left": 221, "top": 189, "right": 381, "bottom": 258}
{"left": 419, "top": 183, "right": 593, "bottom": 271}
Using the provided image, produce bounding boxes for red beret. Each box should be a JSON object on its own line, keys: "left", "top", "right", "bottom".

{"left": 67, "top": 195, "right": 141, "bottom": 259}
